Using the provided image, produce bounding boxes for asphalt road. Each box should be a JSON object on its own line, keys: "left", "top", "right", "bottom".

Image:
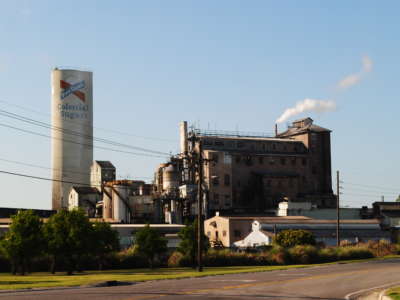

{"left": 2, "top": 259, "right": 400, "bottom": 300}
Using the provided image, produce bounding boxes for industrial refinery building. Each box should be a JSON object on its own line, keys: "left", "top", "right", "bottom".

{"left": 156, "top": 118, "right": 336, "bottom": 220}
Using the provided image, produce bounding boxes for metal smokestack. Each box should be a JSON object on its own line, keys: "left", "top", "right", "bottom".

{"left": 275, "top": 124, "right": 278, "bottom": 137}
{"left": 180, "top": 121, "right": 188, "bottom": 154}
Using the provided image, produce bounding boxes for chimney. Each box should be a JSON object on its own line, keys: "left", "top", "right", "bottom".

{"left": 179, "top": 121, "right": 188, "bottom": 154}
{"left": 275, "top": 124, "right": 278, "bottom": 137}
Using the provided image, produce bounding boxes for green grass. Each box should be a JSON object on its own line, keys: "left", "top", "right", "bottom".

{"left": 387, "top": 287, "right": 400, "bottom": 300}
{"left": 0, "top": 256, "right": 398, "bottom": 291}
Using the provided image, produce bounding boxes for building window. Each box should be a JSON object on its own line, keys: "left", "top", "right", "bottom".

{"left": 212, "top": 176, "right": 219, "bottom": 186}
{"left": 234, "top": 230, "right": 241, "bottom": 237}
{"left": 245, "top": 156, "right": 252, "bottom": 166}
{"left": 224, "top": 174, "right": 230, "bottom": 186}
{"left": 302, "top": 158, "right": 307, "bottom": 166}
{"left": 262, "top": 144, "right": 266, "bottom": 151}
{"left": 312, "top": 166, "right": 317, "bottom": 175}
{"left": 235, "top": 155, "right": 241, "bottom": 163}
{"left": 223, "top": 230, "right": 227, "bottom": 237}
{"left": 270, "top": 159, "right": 275, "bottom": 165}
{"left": 224, "top": 195, "right": 230, "bottom": 206}
{"left": 216, "top": 231, "right": 219, "bottom": 239}
{"left": 280, "top": 158, "right": 286, "bottom": 165}
{"left": 291, "top": 158, "right": 296, "bottom": 166}
{"left": 214, "top": 193, "right": 219, "bottom": 201}
{"left": 272, "top": 143, "right": 276, "bottom": 150}
{"left": 211, "top": 153, "right": 219, "bottom": 163}
{"left": 289, "top": 178, "right": 294, "bottom": 187}
{"left": 259, "top": 157, "right": 264, "bottom": 164}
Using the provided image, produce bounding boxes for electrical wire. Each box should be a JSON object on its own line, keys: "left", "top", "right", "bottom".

{"left": 341, "top": 181, "right": 399, "bottom": 191}
{"left": 0, "top": 122, "right": 169, "bottom": 159}
{"left": 0, "top": 99, "right": 177, "bottom": 143}
{"left": 0, "top": 109, "right": 169, "bottom": 156}
{"left": 0, "top": 157, "right": 153, "bottom": 179}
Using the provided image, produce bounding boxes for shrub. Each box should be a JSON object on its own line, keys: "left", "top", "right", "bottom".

{"left": 275, "top": 230, "right": 316, "bottom": 248}
{"left": 317, "top": 247, "right": 338, "bottom": 262}
{"left": 288, "top": 245, "right": 319, "bottom": 264}
{"left": 336, "top": 246, "right": 373, "bottom": 260}
{"left": 362, "top": 240, "right": 395, "bottom": 257}
{"left": 267, "top": 246, "right": 290, "bottom": 265}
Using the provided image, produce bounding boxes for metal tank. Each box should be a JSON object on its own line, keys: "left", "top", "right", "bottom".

{"left": 112, "top": 184, "right": 130, "bottom": 223}
{"left": 162, "top": 164, "right": 179, "bottom": 193}
{"left": 102, "top": 186, "right": 113, "bottom": 219}
{"left": 51, "top": 68, "right": 93, "bottom": 210}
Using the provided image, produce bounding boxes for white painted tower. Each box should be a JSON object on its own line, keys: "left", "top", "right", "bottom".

{"left": 51, "top": 68, "right": 93, "bottom": 210}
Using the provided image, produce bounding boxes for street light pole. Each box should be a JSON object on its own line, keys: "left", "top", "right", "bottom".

{"left": 197, "top": 138, "right": 203, "bottom": 272}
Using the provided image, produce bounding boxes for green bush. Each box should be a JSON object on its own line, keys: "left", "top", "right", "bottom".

{"left": 268, "top": 245, "right": 290, "bottom": 265}
{"left": 288, "top": 245, "right": 319, "bottom": 264}
{"left": 336, "top": 246, "right": 373, "bottom": 260}
{"left": 275, "top": 229, "right": 316, "bottom": 248}
{"left": 317, "top": 247, "right": 338, "bottom": 262}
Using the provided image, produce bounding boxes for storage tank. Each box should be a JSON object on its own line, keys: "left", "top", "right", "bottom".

{"left": 51, "top": 68, "right": 93, "bottom": 210}
{"left": 102, "top": 186, "right": 113, "bottom": 219}
{"left": 112, "top": 184, "right": 130, "bottom": 223}
{"left": 162, "top": 164, "right": 179, "bottom": 192}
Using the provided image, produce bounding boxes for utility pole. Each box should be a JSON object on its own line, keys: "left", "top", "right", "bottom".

{"left": 336, "top": 170, "right": 340, "bottom": 247}
{"left": 196, "top": 138, "right": 203, "bottom": 272}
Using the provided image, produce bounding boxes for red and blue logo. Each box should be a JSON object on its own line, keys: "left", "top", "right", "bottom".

{"left": 60, "top": 80, "right": 85, "bottom": 102}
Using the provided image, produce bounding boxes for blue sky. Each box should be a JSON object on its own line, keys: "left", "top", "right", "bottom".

{"left": 0, "top": 1, "right": 399, "bottom": 209}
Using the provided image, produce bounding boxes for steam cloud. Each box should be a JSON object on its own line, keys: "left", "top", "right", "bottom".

{"left": 276, "top": 98, "right": 336, "bottom": 124}
{"left": 336, "top": 55, "right": 373, "bottom": 90}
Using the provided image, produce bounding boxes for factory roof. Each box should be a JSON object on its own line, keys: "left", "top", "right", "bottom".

{"left": 71, "top": 186, "right": 101, "bottom": 195}
{"left": 208, "top": 215, "right": 380, "bottom": 224}
{"left": 94, "top": 161, "right": 115, "bottom": 169}
{"left": 277, "top": 123, "right": 331, "bottom": 137}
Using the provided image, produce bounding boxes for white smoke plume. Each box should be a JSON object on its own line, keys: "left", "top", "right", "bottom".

{"left": 276, "top": 98, "right": 336, "bottom": 124}
{"left": 336, "top": 55, "right": 373, "bottom": 90}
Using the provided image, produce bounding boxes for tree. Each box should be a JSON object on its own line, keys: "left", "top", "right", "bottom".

{"left": 274, "top": 229, "right": 316, "bottom": 248}
{"left": 91, "top": 221, "right": 120, "bottom": 270}
{"left": 177, "top": 220, "right": 209, "bottom": 268}
{"left": 0, "top": 210, "right": 44, "bottom": 275}
{"left": 134, "top": 224, "right": 167, "bottom": 268}
{"left": 43, "top": 209, "right": 93, "bottom": 275}
{"left": 396, "top": 195, "right": 400, "bottom": 202}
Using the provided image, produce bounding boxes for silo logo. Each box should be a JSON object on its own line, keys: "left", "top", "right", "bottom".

{"left": 60, "top": 80, "right": 85, "bottom": 102}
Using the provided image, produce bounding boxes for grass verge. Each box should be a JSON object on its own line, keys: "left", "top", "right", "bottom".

{"left": 387, "top": 287, "right": 400, "bottom": 300}
{"left": 0, "top": 255, "right": 398, "bottom": 291}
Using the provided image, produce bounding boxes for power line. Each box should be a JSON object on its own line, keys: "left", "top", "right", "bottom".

{"left": 0, "top": 157, "right": 154, "bottom": 180}
{"left": 0, "top": 169, "right": 100, "bottom": 187}
{"left": 0, "top": 122, "right": 169, "bottom": 159}
{"left": 342, "top": 187, "right": 399, "bottom": 196}
{"left": 342, "top": 181, "right": 399, "bottom": 191}
{"left": 0, "top": 99, "right": 177, "bottom": 143}
{"left": 0, "top": 109, "right": 169, "bottom": 156}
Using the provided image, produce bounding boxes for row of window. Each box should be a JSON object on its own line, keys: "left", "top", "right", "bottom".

{"left": 203, "top": 139, "right": 305, "bottom": 153}
{"left": 212, "top": 153, "right": 308, "bottom": 167}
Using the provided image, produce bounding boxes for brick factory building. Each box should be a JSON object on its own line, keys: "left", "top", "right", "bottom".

{"left": 182, "top": 117, "right": 336, "bottom": 217}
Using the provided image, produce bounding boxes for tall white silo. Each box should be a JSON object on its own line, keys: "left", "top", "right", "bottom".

{"left": 51, "top": 68, "right": 93, "bottom": 210}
